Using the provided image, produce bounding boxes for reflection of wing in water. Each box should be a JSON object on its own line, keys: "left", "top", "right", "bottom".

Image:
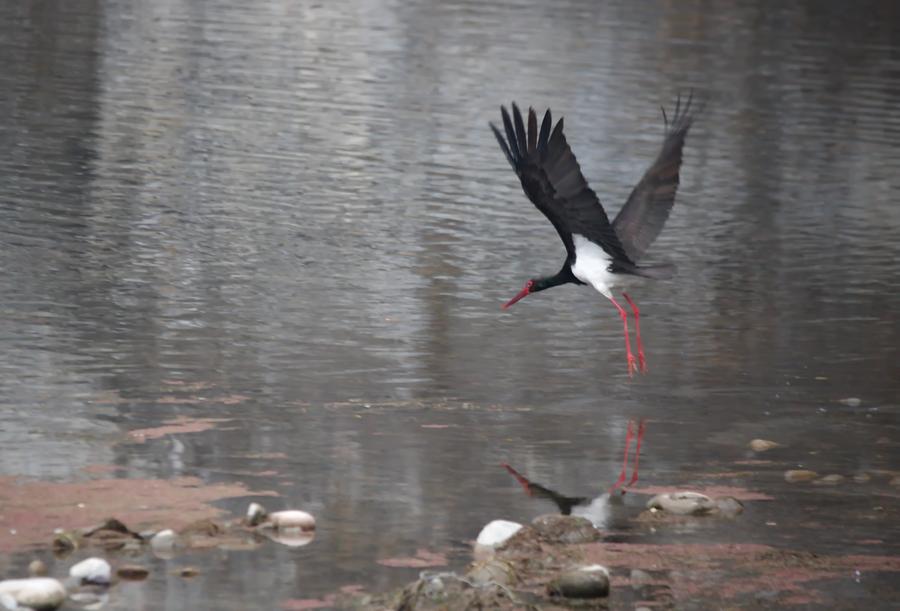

{"left": 502, "top": 462, "right": 619, "bottom": 528}
{"left": 502, "top": 463, "right": 589, "bottom": 515}
{"left": 570, "top": 494, "right": 615, "bottom": 527}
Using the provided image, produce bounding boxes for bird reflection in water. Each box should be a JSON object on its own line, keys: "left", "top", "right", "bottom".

{"left": 502, "top": 418, "right": 646, "bottom": 525}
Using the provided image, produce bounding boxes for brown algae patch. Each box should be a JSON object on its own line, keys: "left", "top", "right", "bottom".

{"left": 0, "top": 475, "right": 275, "bottom": 552}
{"left": 127, "top": 416, "right": 232, "bottom": 442}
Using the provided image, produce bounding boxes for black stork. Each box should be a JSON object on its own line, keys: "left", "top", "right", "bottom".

{"left": 490, "top": 93, "right": 697, "bottom": 376}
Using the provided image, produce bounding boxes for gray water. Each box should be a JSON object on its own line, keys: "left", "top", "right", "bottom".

{"left": 1, "top": 0, "right": 899, "bottom": 608}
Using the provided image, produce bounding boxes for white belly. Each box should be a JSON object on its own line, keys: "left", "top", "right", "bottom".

{"left": 571, "top": 234, "right": 616, "bottom": 299}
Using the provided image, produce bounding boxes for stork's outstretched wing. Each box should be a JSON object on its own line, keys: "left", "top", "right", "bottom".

{"left": 613, "top": 92, "right": 698, "bottom": 262}
{"left": 490, "top": 104, "right": 632, "bottom": 265}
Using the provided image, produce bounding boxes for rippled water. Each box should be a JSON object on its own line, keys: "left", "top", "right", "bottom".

{"left": 2, "top": 0, "right": 899, "bottom": 608}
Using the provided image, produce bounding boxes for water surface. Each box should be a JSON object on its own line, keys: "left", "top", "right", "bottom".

{"left": 1, "top": 0, "right": 899, "bottom": 608}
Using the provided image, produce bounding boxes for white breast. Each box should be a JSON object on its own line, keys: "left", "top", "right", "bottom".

{"left": 571, "top": 234, "right": 616, "bottom": 299}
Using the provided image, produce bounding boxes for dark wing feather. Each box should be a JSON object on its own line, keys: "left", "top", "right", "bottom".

{"left": 613, "top": 91, "right": 698, "bottom": 261}
{"left": 490, "top": 103, "right": 632, "bottom": 264}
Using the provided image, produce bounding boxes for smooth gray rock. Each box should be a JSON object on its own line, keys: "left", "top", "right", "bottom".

{"left": 548, "top": 565, "right": 610, "bottom": 599}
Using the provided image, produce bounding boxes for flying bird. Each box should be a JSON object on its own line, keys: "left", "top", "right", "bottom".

{"left": 490, "top": 93, "right": 697, "bottom": 375}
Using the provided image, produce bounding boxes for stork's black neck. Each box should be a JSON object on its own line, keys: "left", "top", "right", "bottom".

{"left": 531, "top": 264, "right": 583, "bottom": 293}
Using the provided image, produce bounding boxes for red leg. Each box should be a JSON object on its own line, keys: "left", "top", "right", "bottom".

{"left": 609, "top": 296, "right": 637, "bottom": 377}
{"left": 622, "top": 292, "right": 646, "bottom": 373}
{"left": 627, "top": 418, "right": 646, "bottom": 487}
{"left": 608, "top": 420, "right": 634, "bottom": 493}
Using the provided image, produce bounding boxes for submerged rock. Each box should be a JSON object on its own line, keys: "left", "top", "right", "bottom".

{"left": 116, "top": 565, "right": 150, "bottom": 581}
{"left": 67, "top": 586, "right": 109, "bottom": 609}
{"left": 647, "top": 492, "right": 716, "bottom": 516}
{"left": 69, "top": 557, "right": 111, "bottom": 586}
{"left": 547, "top": 565, "right": 610, "bottom": 599}
{"left": 715, "top": 496, "right": 744, "bottom": 516}
{"left": 815, "top": 474, "right": 845, "bottom": 486}
{"left": 0, "top": 578, "right": 66, "bottom": 610}
{"left": 785, "top": 469, "right": 818, "bottom": 483}
{"left": 259, "top": 529, "right": 315, "bottom": 548}
{"left": 749, "top": 439, "right": 780, "bottom": 452}
{"left": 177, "top": 567, "right": 200, "bottom": 578}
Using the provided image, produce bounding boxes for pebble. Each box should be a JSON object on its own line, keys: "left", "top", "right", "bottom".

{"left": 838, "top": 397, "right": 861, "bottom": 407}
{"left": 647, "top": 492, "right": 716, "bottom": 516}
{"left": 150, "top": 529, "right": 177, "bottom": 549}
{"left": 28, "top": 560, "right": 47, "bottom": 577}
{"left": 749, "top": 439, "right": 780, "bottom": 452}
{"left": 69, "top": 557, "right": 111, "bottom": 586}
{"left": 815, "top": 474, "right": 845, "bottom": 485}
{"left": 246, "top": 502, "right": 267, "bottom": 526}
{"left": 177, "top": 567, "right": 200, "bottom": 578}
{"left": 853, "top": 473, "right": 871, "bottom": 484}
{"left": 150, "top": 529, "right": 178, "bottom": 558}
{"left": 0, "top": 578, "right": 67, "bottom": 611}
{"left": 785, "top": 469, "right": 818, "bottom": 483}
{"left": 547, "top": 565, "right": 610, "bottom": 599}
{"left": 475, "top": 520, "right": 522, "bottom": 548}
{"left": 116, "top": 565, "right": 150, "bottom": 581}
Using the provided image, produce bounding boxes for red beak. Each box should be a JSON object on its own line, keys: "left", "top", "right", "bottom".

{"left": 502, "top": 285, "right": 531, "bottom": 309}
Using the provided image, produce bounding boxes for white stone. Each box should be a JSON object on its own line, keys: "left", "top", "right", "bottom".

{"left": 266, "top": 510, "right": 315, "bottom": 531}
{"left": 475, "top": 520, "right": 522, "bottom": 547}
{"left": 0, "top": 578, "right": 66, "bottom": 610}
{"left": 246, "top": 502, "right": 267, "bottom": 526}
{"left": 69, "top": 557, "right": 111, "bottom": 585}
{"left": 150, "top": 529, "right": 178, "bottom": 552}
{"left": 647, "top": 491, "right": 715, "bottom": 515}
{"left": 0, "top": 592, "right": 17, "bottom": 611}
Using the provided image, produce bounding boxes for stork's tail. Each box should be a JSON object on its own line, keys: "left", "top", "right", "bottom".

{"left": 613, "top": 261, "right": 677, "bottom": 280}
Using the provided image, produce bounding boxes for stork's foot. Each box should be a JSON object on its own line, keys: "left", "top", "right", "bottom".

{"left": 626, "top": 353, "right": 638, "bottom": 378}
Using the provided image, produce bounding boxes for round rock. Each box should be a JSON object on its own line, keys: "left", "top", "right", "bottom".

{"left": 0, "top": 578, "right": 67, "bottom": 611}
{"left": 647, "top": 492, "right": 715, "bottom": 516}
{"left": 475, "top": 520, "right": 522, "bottom": 548}
{"left": 815, "top": 474, "right": 845, "bottom": 485}
{"left": 265, "top": 510, "right": 316, "bottom": 532}
{"left": 548, "top": 565, "right": 610, "bottom": 599}
{"left": 28, "top": 560, "right": 48, "bottom": 577}
{"left": 69, "top": 557, "right": 111, "bottom": 586}
{"left": 785, "top": 469, "right": 818, "bottom": 483}
{"left": 749, "top": 439, "right": 779, "bottom": 452}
